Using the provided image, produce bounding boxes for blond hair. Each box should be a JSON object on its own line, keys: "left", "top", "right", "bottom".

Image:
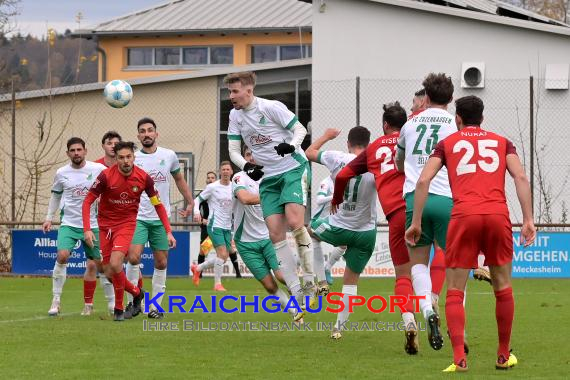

{"left": 223, "top": 71, "right": 257, "bottom": 87}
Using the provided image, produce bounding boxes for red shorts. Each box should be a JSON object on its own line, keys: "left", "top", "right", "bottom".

{"left": 99, "top": 226, "right": 136, "bottom": 264}
{"left": 387, "top": 208, "right": 410, "bottom": 266}
{"left": 446, "top": 214, "right": 513, "bottom": 269}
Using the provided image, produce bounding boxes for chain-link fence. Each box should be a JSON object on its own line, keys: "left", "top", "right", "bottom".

{"left": 312, "top": 76, "right": 569, "bottom": 226}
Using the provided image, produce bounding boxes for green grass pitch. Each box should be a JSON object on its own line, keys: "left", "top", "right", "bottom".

{"left": 0, "top": 277, "right": 568, "bottom": 379}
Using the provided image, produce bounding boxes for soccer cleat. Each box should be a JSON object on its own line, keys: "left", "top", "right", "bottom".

{"left": 213, "top": 284, "right": 227, "bottom": 292}
{"left": 124, "top": 302, "right": 134, "bottom": 319}
{"left": 426, "top": 311, "right": 444, "bottom": 350}
{"left": 191, "top": 264, "right": 201, "bottom": 287}
{"left": 148, "top": 309, "right": 164, "bottom": 319}
{"left": 48, "top": 298, "right": 61, "bottom": 316}
{"left": 293, "top": 309, "right": 305, "bottom": 322}
{"left": 131, "top": 287, "right": 145, "bottom": 317}
{"left": 404, "top": 321, "right": 419, "bottom": 355}
{"left": 81, "top": 304, "right": 94, "bottom": 316}
{"left": 442, "top": 359, "right": 468, "bottom": 372}
{"left": 496, "top": 352, "right": 517, "bottom": 370}
{"left": 113, "top": 308, "right": 124, "bottom": 322}
{"left": 316, "top": 281, "right": 330, "bottom": 297}
{"left": 301, "top": 282, "right": 318, "bottom": 311}
{"left": 330, "top": 327, "right": 342, "bottom": 340}
{"left": 325, "top": 268, "right": 333, "bottom": 285}
{"left": 473, "top": 267, "right": 492, "bottom": 284}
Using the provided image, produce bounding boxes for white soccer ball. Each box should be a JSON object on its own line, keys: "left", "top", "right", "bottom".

{"left": 104, "top": 80, "right": 133, "bottom": 108}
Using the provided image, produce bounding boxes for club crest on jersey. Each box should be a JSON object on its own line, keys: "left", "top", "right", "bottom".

{"left": 249, "top": 134, "right": 272, "bottom": 146}
{"left": 87, "top": 173, "right": 93, "bottom": 180}
{"left": 132, "top": 186, "right": 139, "bottom": 193}
{"left": 259, "top": 115, "right": 267, "bottom": 125}
{"left": 160, "top": 159, "right": 165, "bottom": 166}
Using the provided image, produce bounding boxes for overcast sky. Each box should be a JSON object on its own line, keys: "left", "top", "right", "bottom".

{"left": 8, "top": 0, "right": 162, "bottom": 37}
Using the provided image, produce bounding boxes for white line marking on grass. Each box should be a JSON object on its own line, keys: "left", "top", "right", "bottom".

{"left": 0, "top": 312, "right": 80, "bottom": 323}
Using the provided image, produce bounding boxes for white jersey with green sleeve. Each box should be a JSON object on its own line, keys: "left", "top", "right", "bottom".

{"left": 311, "top": 176, "right": 334, "bottom": 220}
{"left": 134, "top": 147, "right": 180, "bottom": 220}
{"left": 397, "top": 108, "right": 456, "bottom": 197}
{"left": 51, "top": 161, "right": 106, "bottom": 228}
{"left": 231, "top": 171, "right": 268, "bottom": 243}
{"left": 227, "top": 96, "right": 307, "bottom": 178}
{"left": 317, "top": 150, "right": 377, "bottom": 231}
{"left": 196, "top": 180, "right": 233, "bottom": 230}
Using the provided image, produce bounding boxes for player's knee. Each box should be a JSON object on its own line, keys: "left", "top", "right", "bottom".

{"left": 56, "top": 251, "right": 70, "bottom": 264}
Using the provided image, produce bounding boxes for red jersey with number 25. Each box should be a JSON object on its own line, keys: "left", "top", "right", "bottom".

{"left": 87, "top": 165, "right": 158, "bottom": 229}
{"left": 334, "top": 131, "right": 405, "bottom": 217}
{"left": 430, "top": 127, "right": 517, "bottom": 218}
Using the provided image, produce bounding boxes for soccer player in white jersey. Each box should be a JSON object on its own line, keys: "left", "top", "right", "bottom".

{"left": 191, "top": 161, "right": 234, "bottom": 291}
{"left": 395, "top": 73, "right": 457, "bottom": 350}
{"left": 232, "top": 146, "right": 300, "bottom": 318}
{"left": 310, "top": 175, "right": 345, "bottom": 290}
{"left": 42, "top": 137, "right": 114, "bottom": 316}
{"left": 306, "top": 126, "right": 377, "bottom": 340}
{"left": 225, "top": 71, "right": 314, "bottom": 309}
{"left": 124, "top": 118, "right": 195, "bottom": 318}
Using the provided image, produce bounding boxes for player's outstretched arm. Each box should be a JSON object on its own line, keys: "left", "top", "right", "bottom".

{"left": 506, "top": 153, "right": 536, "bottom": 247}
{"left": 305, "top": 128, "right": 341, "bottom": 162}
{"left": 405, "top": 156, "right": 443, "bottom": 245}
{"left": 43, "top": 192, "right": 62, "bottom": 232}
{"left": 172, "top": 171, "right": 194, "bottom": 218}
{"left": 235, "top": 189, "right": 260, "bottom": 205}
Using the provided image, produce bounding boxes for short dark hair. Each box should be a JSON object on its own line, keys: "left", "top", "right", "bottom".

{"left": 455, "top": 96, "right": 484, "bottom": 126}
{"left": 206, "top": 171, "right": 217, "bottom": 177}
{"left": 113, "top": 141, "right": 136, "bottom": 154}
{"left": 382, "top": 102, "right": 407, "bottom": 129}
{"left": 67, "top": 137, "right": 85, "bottom": 150}
{"left": 414, "top": 88, "right": 426, "bottom": 97}
{"left": 220, "top": 161, "right": 232, "bottom": 168}
{"left": 422, "top": 73, "right": 454, "bottom": 105}
{"left": 347, "top": 126, "right": 371, "bottom": 148}
{"left": 101, "top": 131, "right": 122, "bottom": 145}
{"left": 137, "top": 117, "right": 157, "bottom": 130}
{"left": 242, "top": 144, "right": 252, "bottom": 156}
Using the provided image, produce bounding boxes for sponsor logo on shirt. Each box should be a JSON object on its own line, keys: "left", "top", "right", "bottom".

{"left": 72, "top": 186, "right": 90, "bottom": 197}
{"left": 249, "top": 134, "right": 272, "bottom": 147}
{"left": 148, "top": 170, "right": 167, "bottom": 184}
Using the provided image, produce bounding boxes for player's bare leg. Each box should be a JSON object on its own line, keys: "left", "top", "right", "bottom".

{"left": 409, "top": 245, "right": 443, "bottom": 350}
{"left": 49, "top": 250, "right": 70, "bottom": 316}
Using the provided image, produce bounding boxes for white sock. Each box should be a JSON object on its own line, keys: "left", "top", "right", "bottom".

{"left": 52, "top": 262, "right": 67, "bottom": 299}
{"left": 411, "top": 264, "right": 433, "bottom": 319}
{"left": 126, "top": 262, "right": 140, "bottom": 303}
{"left": 336, "top": 285, "right": 357, "bottom": 329}
{"left": 274, "top": 240, "right": 302, "bottom": 298}
{"left": 326, "top": 246, "right": 345, "bottom": 271}
{"left": 99, "top": 276, "right": 115, "bottom": 309}
{"left": 312, "top": 239, "right": 326, "bottom": 283}
{"left": 477, "top": 254, "right": 488, "bottom": 270}
{"left": 402, "top": 311, "right": 415, "bottom": 326}
{"left": 274, "top": 288, "right": 293, "bottom": 314}
{"left": 198, "top": 254, "right": 216, "bottom": 272}
{"left": 151, "top": 268, "right": 167, "bottom": 311}
{"left": 214, "top": 257, "right": 224, "bottom": 285}
{"left": 293, "top": 227, "right": 314, "bottom": 284}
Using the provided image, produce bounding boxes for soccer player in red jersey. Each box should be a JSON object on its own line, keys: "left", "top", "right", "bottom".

{"left": 82, "top": 141, "right": 176, "bottom": 321}
{"left": 405, "top": 96, "right": 536, "bottom": 372}
{"left": 332, "top": 102, "right": 420, "bottom": 354}
{"left": 95, "top": 131, "right": 122, "bottom": 167}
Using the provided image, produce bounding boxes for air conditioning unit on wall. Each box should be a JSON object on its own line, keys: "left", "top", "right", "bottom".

{"left": 461, "top": 62, "right": 485, "bottom": 89}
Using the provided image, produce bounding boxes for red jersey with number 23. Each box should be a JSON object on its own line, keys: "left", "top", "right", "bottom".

{"left": 334, "top": 131, "right": 405, "bottom": 217}
{"left": 430, "top": 127, "right": 517, "bottom": 218}
{"left": 86, "top": 165, "right": 159, "bottom": 229}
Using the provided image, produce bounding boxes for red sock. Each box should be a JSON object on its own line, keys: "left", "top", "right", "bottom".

{"left": 83, "top": 280, "right": 97, "bottom": 304}
{"left": 125, "top": 273, "right": 141, "bottom": 297}
{"left": 137, "top": 274, "right": 143, "bottom": 289}
{"left": 430, "top": 248, "right": 446, "bottom": 295}
{"left": 395, "top": 276, "right": 414, "bottom": 313}
{"left": 446, "top": 289, "right": 466, "bottom": 365}
{"left": 112, "top": 272, "right": 125, "bottom": 310}
{"left": 495, "top": 287, "right": 514, "bottom": 359}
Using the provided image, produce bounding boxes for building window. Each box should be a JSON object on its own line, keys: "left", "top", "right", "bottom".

{"left": 251, "top": 45, "right": 311, "bottom": 63}
{"left": 155, "top": 47, "right": 180, "bottom": 65}
{"left": 128, "top": 48, "right": 153, "bottom": 66}
{"left": 127, "top": 46, "right": 233, "bottom": 68}
{"left": 183, "top": 47, "right": 208, "bottom": 65}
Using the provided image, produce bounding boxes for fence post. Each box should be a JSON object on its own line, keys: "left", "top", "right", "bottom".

{"left": 529, "top": 75, "right": 534, "bottom": 213}
{"left": 356, "top": 76, "right": 360, "bottom": 126}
